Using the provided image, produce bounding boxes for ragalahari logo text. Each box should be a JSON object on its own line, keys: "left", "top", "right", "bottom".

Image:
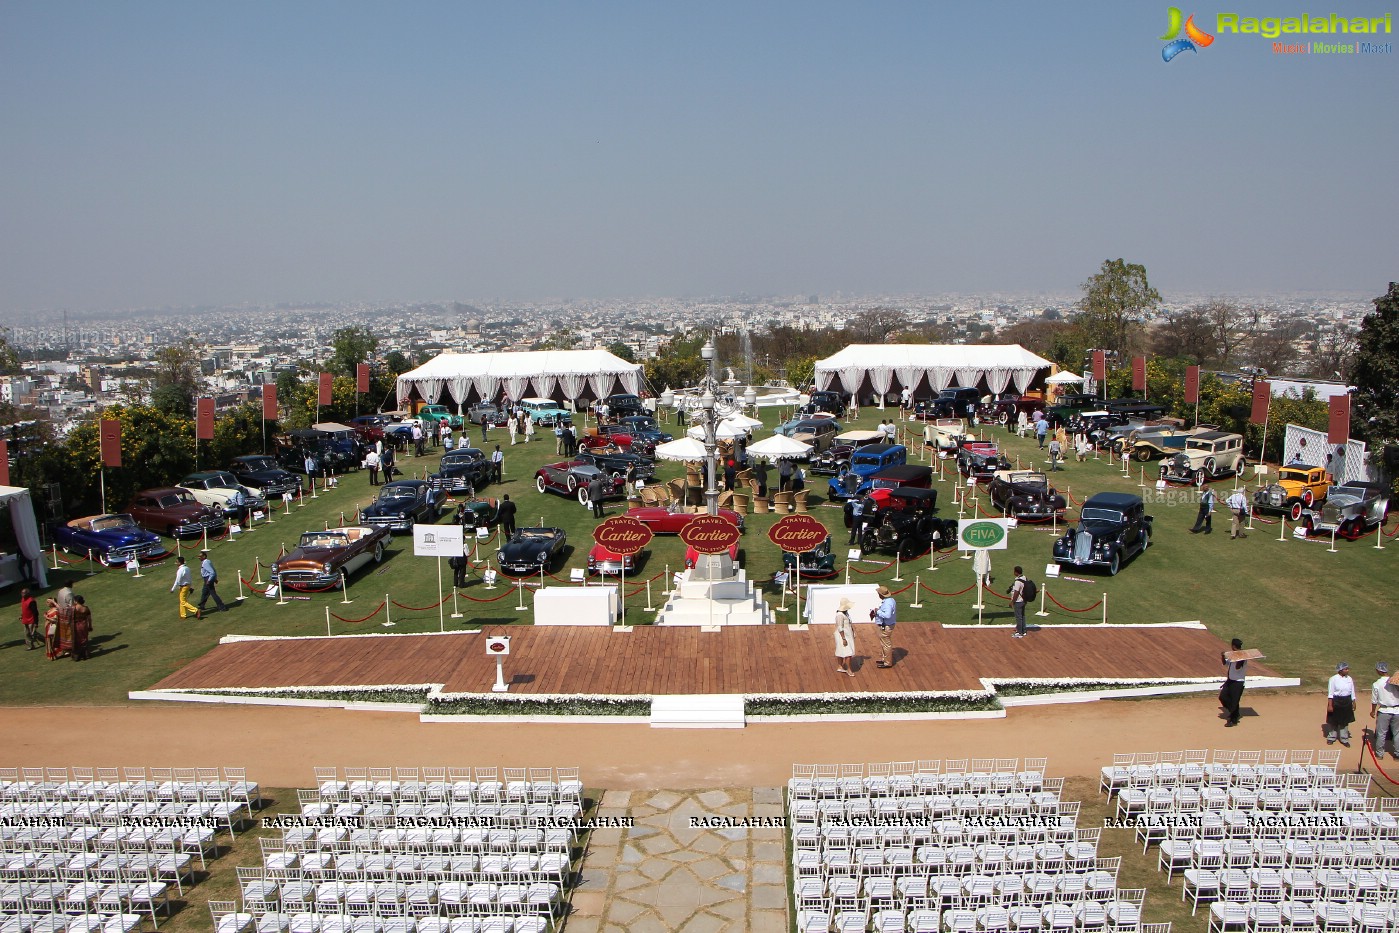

{"left": 1161, "top": 7, "right": 1215, "bottom": 60}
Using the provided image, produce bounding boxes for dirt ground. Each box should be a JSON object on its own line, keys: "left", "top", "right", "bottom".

{"left": 2, "top": 689, "right": 1372, "bottom": 788}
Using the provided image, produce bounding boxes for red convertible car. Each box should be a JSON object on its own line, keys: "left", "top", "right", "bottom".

{"left": 684, "top": 541, "right": 740, "bottom": 567}
{"left": 625, "top": 504, "right": 745, "bottom": 535}
{"left": 586, "top": 544, "right": 642, "bottom": 575}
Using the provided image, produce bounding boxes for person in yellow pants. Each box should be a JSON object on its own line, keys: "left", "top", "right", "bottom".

{"left": 170, "top": 556, "right": 202, "bottom": 619}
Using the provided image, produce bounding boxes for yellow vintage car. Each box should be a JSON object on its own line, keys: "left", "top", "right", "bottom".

{"left": 1251, "top": 463, "right": 1331, "bottom": 521}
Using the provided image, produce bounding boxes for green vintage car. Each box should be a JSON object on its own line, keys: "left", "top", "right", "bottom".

{"left": 416, "top": 404, "right": 463, "bottom": 429}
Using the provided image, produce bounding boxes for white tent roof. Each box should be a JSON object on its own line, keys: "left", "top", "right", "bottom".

{"left": 814, "top": 344, "right": 1052, "bottom": 397}
{"left": 397, "top": 350, "right": 644, "bottom": 409}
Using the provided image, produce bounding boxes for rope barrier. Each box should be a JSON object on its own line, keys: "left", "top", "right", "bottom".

{"left": 982, "top": 587, "right": 1012, "bottom": 602}
{"left": 1363, "top": 738, "right": 1399, "bottom": 786}
{"left": 1046, "top": 591, "right": 1104, "bottom": 613}
{"left": 850, "top": 558, "right": 896, "bottom": 575}
{"left": 1251, "top": 514, "right": 1280, "bottom": 525}
{"left": 239, "top": 576, "right": 271, "bottom": 595}
{"left": 283, "top": 579, "right": 343, "bottom": 593}
{"left": 890, "top": 579, "right": 917, "bottom": 596}
{"left": 1385, "top": 522, "right": 1399, "bottom": 539}
{"left": 329, "top": 601, "right": 386, "bottom": 624}
{"left": 455, "top": 587, "right": 524, "bottom": 603}
{"left": 390, "top": 594, "right": 451, "bottom": 611}
{"left": 918, "top": 582, "right": 976, "bottom": 597}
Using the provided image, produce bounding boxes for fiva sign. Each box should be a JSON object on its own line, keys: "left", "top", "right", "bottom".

{"left": 957, "top": 518, "right": 1009, "bottom": 551}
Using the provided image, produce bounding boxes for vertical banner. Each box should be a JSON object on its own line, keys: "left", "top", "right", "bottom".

{"left": 1250, "top": 380, "right": 1271, "bottom": 425}
{"left": 1131, "top": 356, "right": 1146, "bottom": 392}
{"left": 100, "top": 419, "right": 123, "bottom": 467}
{"left": 318, "top": 372, "right": 333, "bottom": 406}
{"left": 196, "top": 397, "right": 215, "bottom": 440}
{"left": 356, "top": 363, "right": 370, "bottom": 394}
{"left": 1091, "top": 350, "right": 1106, "bottom": 382}
{"left": 1184, "top": 365, "right": 1200, "bottom": 404}
{"left": 1327, "top": 393, "right": 1351, "bottom": 445}
{"left": 262, "top": 384, "right": 278, "bottom": 421}
{"left": 0, "top": 440, "right": 9, "bottom": 487}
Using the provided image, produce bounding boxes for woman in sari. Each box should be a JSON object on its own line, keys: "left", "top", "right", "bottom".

{"left": 70, "top": 595, "right": 93, "bottom": 662}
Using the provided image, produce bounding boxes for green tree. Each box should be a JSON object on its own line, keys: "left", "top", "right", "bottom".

{"left": 1352, "top": 282, "right": 1399, "bottom": 447}
{"left": 1076, "top": 258, "right": 1160, "bottom": 357}
{"left": 606, "top": 342, "right": 637, "bottom": 363}
{"left": 0, "top": 328, "right": 21, "bottom": 375}
{"left": 64, "top": 406, "right": 197, "bottom": 512}
{"left": 149, "top": 339, "right": 205, "bottom": 415}
{"left": 384, "top": 350, "right": 411, "bottom": 376}
{"left": 327, "top": 326, "right": 379, "bottom": 380}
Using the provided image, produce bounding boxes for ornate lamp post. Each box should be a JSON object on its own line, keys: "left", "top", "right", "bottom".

{"left": 660, "top": 340, "right": 758, "bottom": 517}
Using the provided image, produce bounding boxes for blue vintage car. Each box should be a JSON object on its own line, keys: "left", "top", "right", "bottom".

{"left": 52, "top": 514, "right": 167, "bottom": 566}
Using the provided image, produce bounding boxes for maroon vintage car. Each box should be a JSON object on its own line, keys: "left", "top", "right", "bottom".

{"left": 126, "top": 488, "right": 227, "bottom": 539}
{"left": 535, "top": 460, "right": 628, "bottom": 504}
{"left": 271, "top": 525, "right": 392, "bottom": 590}
{"left": 684, "top": 542, "right": 739, "bottom": 567}
{"left": 625, "top": 504, "right": 745, "bottom": 535}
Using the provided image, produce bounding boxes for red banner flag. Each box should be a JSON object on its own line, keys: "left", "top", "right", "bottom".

{"left": 0, "top": 440, "right": 9, "bottom": 487}
{"left": 1091, "top": 350, "right": 1106, "bottom": 383}
{"left": 1327, "top": 393, "right": 1351, "bottom": 445}
{"left": 262, "top": 385, "right": 278, "bottom": 421}
{"left": 196, "top": 397, "right": 215, "bottom": 440}
{"left": 1131, "top": 356, "right": 1146, "bottom": 391}
{"left": 356, "top": 363, "right": 370, "bottom": 394}
{"left": 1250, "top": 380, "right": 1271, "bottom": 425}
{"left": 100, "top": 419, "right": 122, "bottom": 468}
{"left": 318, "top": 372, "right": 333, "bottom": 406}
{"left": 1184, "top": 365, "right": 1200, "bottom": 404}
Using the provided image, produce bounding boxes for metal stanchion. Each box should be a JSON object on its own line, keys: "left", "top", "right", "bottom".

{"left": 1035, "top": 584, "right": 1049, "bottom": 618}
{"left": 909, "top": 577, "right": 923, "bottom": 609}
{"left": 326, "top": 607, "right": 332, "bottom": 637}
{"left": 340, "top": 573, "right": 352, "bottom": 604}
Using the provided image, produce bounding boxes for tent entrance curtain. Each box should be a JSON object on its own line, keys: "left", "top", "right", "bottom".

{"left": 813, "top": 344, "right": 1053, "bottom": 402}
{"left": 2, "top": 487, "right": 47, "bottom": 589}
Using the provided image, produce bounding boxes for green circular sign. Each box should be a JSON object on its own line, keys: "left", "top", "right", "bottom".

{"left": 961, "top": 520, "right": 1006, "bottom": 549}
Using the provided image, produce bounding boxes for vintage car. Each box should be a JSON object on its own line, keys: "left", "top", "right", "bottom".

{"left": 1066, "top": 410, "right": 1129, "bottom": 444}
{"left": 593, "top": 425, "right": 654, "bottom": 457}
{"left": 271, "top": 525, "right": 391, "bottom": 590}
{"left": 780, "top": 536, "right": 839, "bottom": 579}
{"left": 615, "top": 416, "right": 672, "bottom": 444}
{"left": 987, "top": 470, "right": 1067, "bottom": 523}
{"left": 362, "top": 480, "right": 441, "bottom": 533}
{"left": 626, "top": 504, "right": 745, "bottom": 535}
{"left": 416, "top": 404, "right": 463, "bottom": 430}
{"left": 466, "top": 402, "right": 510, "bottom": 427}
{"left": 775, "top": 416, "right": 842, "bottom": 453}
{"left": 1052, "top": 492, "right": 1153, "bottom": 576}
{"left": 1105, "top": 398, "right": 1168, "bottom": 420}
{"left": 925, "top": 419, "right": 969, "bottom": 453}
{"left": 587, "top": 543, "right": 643, "bottom": 575}
{"left": 1043, "top": 394, "right": 1103, "bottom": 427}
{"left": 576, "top": 448, "right": 655, "bottom": 480}
{"left": 1299, "top": 482, "right": 1389, "bottom": 540}
{"left": 797, "top": 389, "right": 848, "bottom": 417}
{"left": 810, "top": 430, "right": 887, "bottom": 476}
{"left": 1160, "top": 431, "right": 1248, "bottom": 486}
{"left": 957, "top": 442, "right": 1013, "bottom": 482}
{"left": 1110, "top": 424, "right": 1205, "bottom": 462}
{"left": 178, "top": 471, "right": 268, "bottom": 521}
{"left": 347, "top": 415, "right": 388, "bottom": 443}
{"left": 826, "top": 443, "right": 908, "bottom": 500}
{"left": 978, "top": 394, "right": 1047, "bottom": 424}
{"left": 51, "top": 514, "right": 166, "bottom": 566}
{"left": 227, "top": 455, "right": 303, "bottom": 499}
{"left": 684, "top": 541, "right": 740, "bottom": 567}
{"left": 520, "top": 397, "right": 573, "bottom": 426}
{"left": 1251, "top": 463, "right": 1332, "bottom": 521}
{"left": 452, "top": 494, "right": 499, "bottom": 529}
{"left": 602, "top": 393, "right": 647, "bottom": 418}
{"left": 850, "top": 487, "right": 957, "bottom": 559}
{"left": 535, "top": 460, "right": 628, "bottom": 504}
{"left": 431, "top": 447, "right": 494, "bottom": 492}
{"left": 497, "top": 527, "right": 568, "bottom": 575}
{"left": 914, "top": 387, "right": 983, "bottom": 420}
{"left": 126, "top": 488, "right": 227, "bottom": 539}
{"left": 275, "top": 429, "right": 362, "bottom": 474}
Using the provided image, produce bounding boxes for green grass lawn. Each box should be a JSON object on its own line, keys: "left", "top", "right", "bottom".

{"left": 1, "top": 406, "right": 1392, "bottom": 706}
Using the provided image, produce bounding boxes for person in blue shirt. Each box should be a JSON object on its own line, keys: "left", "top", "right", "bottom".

{"left": 872, "top": 584, "right": 897, "bottom": 668}
{"left": 196, "top": 551, "right": 227, "bottom": 613}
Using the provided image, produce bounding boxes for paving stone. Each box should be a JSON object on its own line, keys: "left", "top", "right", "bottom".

{"left": 709, "top": 898, "right": 747, "bottom": 920}
{"left": 752, "top": 786, "right": 784, "bottom": 805}
{"left": 626, "top": 824, "right": 659, "bottom": 838}
{"left": 621, "top": 916, "right": 672, "bottom": 933}
{"left": 603, "top": 896, "right": 649, "bottom": 923}
{"left": 611, "top": 871, "right": 652, "bottom": 893}
{"left": 619, "top": 844, "right": 645, "bottom": 864}
{"left": 564, "top": 918, "right": 601, "bottom": 933}
{"left": 715, "top": 872, "right": 748, "bottom": 893}
{"left": 646, "top": 790, "right": 683, "bottom": 810}
{"left": 752, "top": 862, "right": 785, "bottom": 885}
{"left": 600, "top": 789, "right": 631, "bottom": 808}
{"left": 636, "top": 833, "right": 680, "bottom": 856}
{"left": 677, "top": 912, "right": 726, "bottom": 933}
{"left": 753, "top": 802, "right": 784, "bottom": 818}
{"left": 715, "top": 827, "right": 748, "bottom": 842}
{"left": 690, "top": 857, "right": 728, "bottom": 881}
{"left": 697, "top": 790, "right": 732, "bottom": 809}
{"left": 589, "top": 827, "right": 624, "bottom": 846}
{"left": 752, "top": 841, "right": 784, "bottom": 861}
{"left": 749, "top": 909, "right": 790, "bottom": 933}
{"left": 751, "top": 884, "right": 786, "bottom": 909}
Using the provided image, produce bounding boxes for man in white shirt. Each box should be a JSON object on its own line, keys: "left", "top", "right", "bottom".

{"left": 1225, "top": 488, "right": 1249, "bottom": 539}
{"left": 1327, "top": 661, "right": 1356, "bottom": 746}
{"left": 1370, "top": 662, "right": 1399, "bottom": 760}
{"left": 169, "top": 556, "right": 200, "bottom": 620}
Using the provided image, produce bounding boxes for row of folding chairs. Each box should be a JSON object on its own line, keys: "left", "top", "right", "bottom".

{"left": 796, "top": 825, "right": 1097, "bottom": 852}
{"left": 798, "top": 870, "right": 1127, "bottom": 912}
{"left": 311, "top": 769, "right": 579, "bottom": 807}
{"left": 796, "top": 845, "right": 1110, "bottom": 880}
{"left": 271, "top": 827, "right": 575, "bottom": 859}
{"left": 1140, "top": 812, "right": 1399, "bottom": 858}
{"left": 0, "top": 767, "right": 260, "bottom": 808}
{"left": 2, "top": 847, "right": 195, "bottom": 895}
{"left": 792, "top": 792, "right": 1071, "bottom": 824}
{"left": 1203, "top": 898, "right": 1396, "bottom": 933}
{"left": 0, "top": 867, "right": 171, "bottom": 928}
{"left": 1115, "top": 783, "right": 1374, "bottom": 822}
{"left": 3, "top": 820, "right": 221, "bottom": 867}
{"left": 292, "top": 797, "right": 583, "bottom": 828}
{"left": 794, "top": 759, "right": 1049, "bottom": 781}
{"left": 245, "top": 853, "right": 570, "bottom": 887}
{"left": 795, "top": 900, "right": 1167, "bottom": 933}
{"left": 1162, "top": 837, "right": 1399, "bottom": 881}
{"left": 2, "top": 803, "right": 249, "bottom": 850}
{"left": 1184, "top": 865, "right": 1399, "bottom": 913}
{"left": 1099, "top": 751, "right": 1342, "bottom": 796}
{"left": 792, "top": 768, "right": 1054, "bottom": 802}
{"left": 0, "top": 911, "right": 144, "bottom": 933}
{"left": 211, "top": 902, "right": 553, "bottom": 933}
{"left": 237, "top": 874, "right": 563, "bottom": 913}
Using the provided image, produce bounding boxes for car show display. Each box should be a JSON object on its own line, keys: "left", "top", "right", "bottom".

{"left": 536, "top": 460, "right": 627, "bottom": 504}
{"left": 430, "top": 446, "right": 494, "bottom": 492}
{"left": 1052, "top": 492, "right": 1153, "bottom": 576}
{"left": 361, "top": 480, "right": 441, "bottom": 532}
{"left": 987, "top": 470, "right": 1067, "bottom": 522}
{"left": 956, "top": 442, "right": 1013, "bottom": 482}
{"left": 497, "top": 526, "right": 568, "bottom": 575}
{"left": 271, "top": 525, "right": 390, "bottom": 590}
{"left": 1251, "top": 462, "right": 1331, "bottom": 521}
{"left": 847, "top": 486, "right": 956, "bottom": 559}
{"left": 178, "top": 471, "right": 267, "bottom": 521}
{"left": 125, "top": 488, "right": 227, "bottom": 538}
{"left": 51, "top": 513, "right": 166, "bottom": 566}
{"left": 1299, "top": 481, "right": 1390, "bottom": 540}
{"left": 1159, "top": 431, "right": 1248, "bottom": 486}
{"left": 227, "top": 455, "right": 304, "bottom": 499}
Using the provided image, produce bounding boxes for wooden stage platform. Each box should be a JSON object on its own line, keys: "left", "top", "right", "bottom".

{"left": 149, "top": 622, "right": 1263, "bottom": 697}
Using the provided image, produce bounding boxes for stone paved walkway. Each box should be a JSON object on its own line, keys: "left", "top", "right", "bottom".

{"left": 567, "top": 787, "right": 788, "bottom": 933}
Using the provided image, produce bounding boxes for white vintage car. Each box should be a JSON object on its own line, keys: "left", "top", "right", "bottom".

{"left": 1299, "top": 482, "right": 1390, "bottom": 540}
{"left": 924, "top": 418, "right": 968, "bottom": 454}
{"left": 1159, "top": 432, "right": 1247, "bottom": 486}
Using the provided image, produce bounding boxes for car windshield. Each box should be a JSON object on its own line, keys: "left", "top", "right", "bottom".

{"left": 445, "top": 450, "right": 482, "bottom": 463}
{"left": 1080, "top": 508, "right": 1125, "bottom": 523}
{"left": 1332, "top": 485, "right": 1369, "bottom": 499}
{"left": 206, "top": 474, "right": 239, "bottom": 488}
{"left": 1278, "top": 470, "right": 1312, "bottom": 483}
{"left": 241, "top": 457, "right": 278, "bottom": 471}
{"left": 300, "top": 533, "right": 348, "bottom": 548}
{"left": 91, "top": 516, "right": 138, "bottom": 532}
{"left": 158, "top": 493, "right": 194, "bottom": 508}
{"left": 379, "top": 488, "right": 416, "bottom": 501}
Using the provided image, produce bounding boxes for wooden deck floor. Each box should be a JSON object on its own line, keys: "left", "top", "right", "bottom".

{"left": 151, "top": 622, "right": 1261, "bottom": 696}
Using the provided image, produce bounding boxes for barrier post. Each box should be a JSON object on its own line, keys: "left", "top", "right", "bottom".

{"left": 516, "top": 580, "right": 527, "bottom": 612}
{"left": 253, "top": 558, "right": 263, "bottom": 586}
{"left": 131, "top": 556, "right": 143, "bottom": 579}
{"left": 1139, "top": 466, "right": 1148, "bottom": 490}
{"left": 385, "top": 595, "right": 392, "bottom": 626}
{"left": 1375, "top": 524, "right": 1385, "bottom": 551}
{"left": 1328, "top": 527, "right": 1338, "bottom": 554}
{"left": 1102, "top": 593, "right": 1108, "bottom": 625}
{"left": 438, "top": 558, "right": 446, "bottom": 632}
{"left": 236, "top": 572, "right": 246, "bottom": 602}
{"left": 644, "top": 580, "right": 654, "bottom": 612}
{"left": 86, "top": 549, "right": 98, "bottom": 577}
{"left": 844, "top": 560, "right": 851, "bottom": 586}
{"left": 909, "top": 577, "right": 923, "bottom": 610}
{"left": 929, "top": 545, "right": 939, "bottom": 572}
{"left": 891, "top": 554, "right": 903, "bottom": 583}
{"left": 1036, "top": 583, "right": 1050, "bottom": 618}
{"left": 276, "top": 580, "right": 288, "bottom": 606}
{"left": 1246, "top": 506, "right": 1255, "bottom": 532}
{"left": 340, "top": 572, "right": 352, "bottom": 605}
{"left": 202, "top": 527, "right": 209, "bottom": 551}
{"left": 972, "top": 573, "right": 984, "bottom": 611}
{"left": 1279, "top": 515, "right": 1288, "bottom": 542}
{"left": 340, "top": 511, "right": 345, "bottom": 527}
{"left": 52, "top": 542, "right": 59, "bottom": 570}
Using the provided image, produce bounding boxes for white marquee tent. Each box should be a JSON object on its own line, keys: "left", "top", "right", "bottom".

{"left": 396, "top": 350, "right": 644, "bottom": 410}
{"left": 0, "top": 485, "right": 47, "bottom": 589}
{"left": 814, "top": 344, "right": 1053, "bottom": 399}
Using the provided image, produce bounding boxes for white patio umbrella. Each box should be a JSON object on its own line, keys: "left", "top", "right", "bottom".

{"left": 653, "top": 436, "right": 710, "bottom": 462}
{"left": 746, "top": 433, "right": 814, "bottom": 461}
{"left": 1045, "top": 371, "right": 1084, "bottom": 384}
{"left": 722, "top": 413, "right": 765, "bottom": 430}
{"left": 687, "top": 421, "right": 749, "bottom": 441}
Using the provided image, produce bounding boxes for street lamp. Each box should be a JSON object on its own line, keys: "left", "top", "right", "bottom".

{"left": 684, "top": 339, "right": 755, "bottom": 517}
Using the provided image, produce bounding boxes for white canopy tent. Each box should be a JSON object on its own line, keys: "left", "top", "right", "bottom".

{"left": 0, "top": 486, "right": 48, "bottom": 589}
{"left": 814, "top": 344, "right": 1053, "bottom": 400}
{"left": 396, "top": 350, "right": 645, "bottom": 411}
{"left": 1045, "top": 371, "right": 1084, "bottom": 385}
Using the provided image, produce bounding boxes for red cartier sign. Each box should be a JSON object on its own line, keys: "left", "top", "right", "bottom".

{"left": 679, "top": 514, "right": 742, "bottom": 554}
{"left": 592, "top": 516, "right": 654, "bottom": 556}
{"left": 767, "top": 514, "right": 828, "bottom": 553}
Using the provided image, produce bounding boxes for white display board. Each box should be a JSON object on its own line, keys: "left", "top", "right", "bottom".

{"left": 803, "top": 584, "right": 883, "bottom": 625}
{"left": 413, "top": 524, "right": 465, "bottom": 557}
{"left": 534, "top": 586, "right": 617, "bottom": 626}
{"left": 957, "top": 517, "right": 1009, "bottom": 551}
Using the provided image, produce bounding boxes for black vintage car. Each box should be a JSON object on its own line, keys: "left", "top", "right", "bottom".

{"left": 362, "top": 480, "right": 441, "bottom": 533}
{"left": 228, "top": 455, "right": 304, "bottom": 499}
{"left": 497, "top": 527, "right": 568, "bottom": 575}
{"left": 576, "top": 449, "right": 655, "bottom": 481}
{"left": 956, "top": 444, "right": 1013, "bottom": 482}
{"left": 602, "top": 393, "right": 647, "bottom": 418}
{"left": 780, "top": 536, "right": 839, "bottom": 579}
{"left": 918, "top": 387, "right": 982, "bottom": 419}
{"left": 852, "top": 487, "right": 958, "bottom": 560}
{"left": 1052, "top": 492, "right": 1153, "bottom": 576}
{"left": 276, "top": 430, "right": 362, "bottom": 474}
{"left": 798, "top": 389, "right": 847, "bottom": 416}
{"left": 430, "top": 447, "right": 494, "bottom": 492}
{"left": 988, "top": 470, "right": 1067, "bottom": 523}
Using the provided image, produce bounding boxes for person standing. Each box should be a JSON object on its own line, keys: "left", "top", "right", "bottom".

{"left": 439, "top": 421, "right": 451, "bottom": 448}
{"left": 1370, "top": 662, "right": 1399, "bottom": 760}
{"left": 872, "top": 584, "right": 897, "bottom": 668}
{"left": 497, "top": 494, "right": 517, "bottom": 538}
{"left": 491, "top": 445, "right": 504, "bottom": 483}
{"left": 1220, "top": 638, "right": 1247, "bottom": 727}
{"left": 1326, "top": 661, "right": 1357, "bottom": 746}
{"left": 480, "top": 412, "right": 490, "bottom": 442}
{"left": 442, "top": 430, "right": 455, "bottom": 452}
{"left": 170, "top": 556, "right": 202, "bottom": 619}
{"left": 70, "top": 596, "right": 92, "bottom": 661}
{"left": 1035, "top": 418, "right": 1048, "bottom": 449}
{"left": 554, "top": 424, "right": 565, "bottom": 455}
{"left": 1191, "top": 486, "right": 1216, "bottom": 534}
{"left": 448, "top": 552, "right": 469, "bottom": 589}
{"left": 1226, "top": 488, "right": 1249, "bottom": 539}
{"left": 196, "top": 550, "right": 227, "bottom": 614}
{"left": 524, "top": 417, "right": 535, "bottom": 443}
{"left": 834, "top": 597, "right": 856, "bottom": 676}
{"left": 563, "top": 427, "right": 578, "bottom": 457}
{"left": 792, "top": 465, "right": 805, "bottom": 495}
{"left": 410, "top": 422, "right": 423, "bottom": 457}
{"left": 778, "top": 458, "right": 793, "bottom": 493}
{"left": 588, "top": 474, "right": 607, "bottom": 518}
{"left": 1010, "top": 567, "right": 1028, "bottom": 639}
{"left": 848, "top": 495, "right": 866, "bottom": 545}
{"left": 1048, "top": 437, "right": 1062, "bottom": 471}
{"left": 19, "top": 588, "right": 41, "bottom": 650}
{"left": 506, "top": 416, "right": 517, "bottom": 446}
{"left": 365, "top": 449, "right": 380, "bottom": 486}
{"left": 754, "top": 459, "right": 770, "bottom": 498}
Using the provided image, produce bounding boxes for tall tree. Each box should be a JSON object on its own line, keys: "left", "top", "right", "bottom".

{"left": 1204, "top": 299, "right": 1249, "bottom": 366}
{"left": 327, "top": 326, "right": 379, "bottom": 379}
{"left": 606, "top": 341, "right": 637, "bottom": 363}
{"left": 149, "top": 338, "right": 204, "bottom": 415}
{"left": 1245, "top": 311, "right": 1306, "bottom": 375}
{"left": 1076, "top": 258, "right": 1160, "bottom": 357}
{"left": 1151, "top": 307, "right": 1216, "bottom": 362}
{"left": 846, "top": 308, "right": 908, "bottom": 344}
{"left": 1351, "top": 282, "right": 1399, "bottom": 446}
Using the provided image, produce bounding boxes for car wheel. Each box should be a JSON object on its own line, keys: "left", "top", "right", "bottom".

{"left": 1342, "top": 519, "right": 1365, "bottom": 541}
{"left": 1301, "top": 489, "right": 1314, "bottom": 507}
{"left": 1204, "top": 457, "right": 1218, "bottom": 476}
{"left": 1133, "top": 446, "right": 1152, "bottom": 462}
{"left": 1289, "top": 501, "right": 1303, "bottom": 522}
{"left": 1194, "top": 469, "right": 1208, "bottom": 488}
{"left": 566, "top": 475, "right": 578, "bottom": 493}
{"left": 535, "top": 476, "right": 547, "bottom": 494}
{"left": 1141, "top": 528, "right": 1151, "bottom": 551}
{"left": 373, "top": 543, "right": 384, "bottom": 563}
{"left": 577, "top": 487, "right": 590, "bottom": 507}
{"left": 1108, "top": 552, "right": 1120, "bottom": 576}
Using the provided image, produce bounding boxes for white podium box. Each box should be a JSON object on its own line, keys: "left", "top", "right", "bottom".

{"left": 650, "top": 694, "right": 745, "bottom": 729}
{"left": 534, "top": 586, "right": 616, "bottom": 626}
{"left": 803, "top": 584, "right": 883, "bottom": 625}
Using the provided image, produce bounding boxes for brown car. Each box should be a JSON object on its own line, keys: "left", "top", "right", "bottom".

{"left": 126, "top": 488, "right": 226, "bottom": 539}
{"left": 271, "top": 526, "right": 392, "bottom": 590}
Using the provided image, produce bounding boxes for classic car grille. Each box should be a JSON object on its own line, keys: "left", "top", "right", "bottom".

{"left": 1071, "top": 533, "right": 1094, "bottom": 564}
{"left": 273, "top": 568, "right": 338, "bottom": 586}
{"left": 107, "top": 540, "right": 166, "bottom": 563}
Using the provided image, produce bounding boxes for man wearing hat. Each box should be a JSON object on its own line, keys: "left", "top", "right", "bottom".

{"left": 871, "top": 584, "right": 897, "bottom": 668}
{"left": 1370, "top": 662, "right": 1399, "bottom": 759}
{"left": 1220, "top": 638, "right": 1247, "bottom": 727}
{"left": 1326, "top": 661, "right": 1356, "bottom": 746}
{"left": 196, "top": 550, "right": 227, "bottom": 614}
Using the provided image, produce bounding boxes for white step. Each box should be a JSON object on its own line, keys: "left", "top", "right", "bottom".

{"left": 650, "top": 694, "right": 746, "bottom": 728}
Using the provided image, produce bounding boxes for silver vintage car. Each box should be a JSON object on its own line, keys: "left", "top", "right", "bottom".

{"left": 1299, "top": 482, "right": 1390, "bottom": 540}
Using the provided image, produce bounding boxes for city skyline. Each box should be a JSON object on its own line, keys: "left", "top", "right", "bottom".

{"left": 2, "top": 1, "right": 1395, "bottom": 316}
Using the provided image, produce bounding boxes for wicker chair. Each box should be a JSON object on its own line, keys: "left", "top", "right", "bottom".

{"left": 752, "top": 496, "right": 770, "bottom": 514}
{"left": 730, "top": 492, "right": 750, "bottom": 514}
{"left": 793, "top": 489, "right": 809, "bottom": 513}
{"left": 771, "top": 491, "right": 795, "bottom": 514}
{"left": 666, "top": 477, "right": 687, "bottom": 504}
{"left": 717, "top": 490, "right": 734, "bottom": 510}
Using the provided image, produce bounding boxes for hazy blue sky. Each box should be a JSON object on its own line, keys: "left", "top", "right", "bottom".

{"left": 2, "top": 1, "right": 1395, "bottom": 315}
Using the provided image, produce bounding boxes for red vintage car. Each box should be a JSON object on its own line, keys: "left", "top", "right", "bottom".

{"left": 684, "top": 542, "right": 739, "bottom": 567}
{"left": 586, "top": 543, "right": 642, "bottom": 575}
{"left": 626, "top": 505, "right": 745, "bottom": 535}
{"left": 126, "top": 488, "right": 227, "bottom": 539}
